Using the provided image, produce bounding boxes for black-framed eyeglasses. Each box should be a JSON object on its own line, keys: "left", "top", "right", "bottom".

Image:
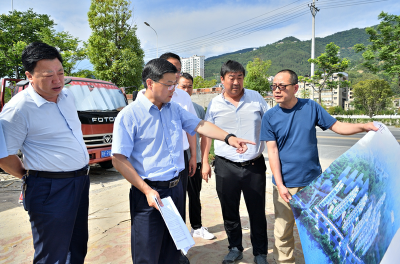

{"left": 154, "top": 81, "right": 177, "bottom": 90}
{"left": 270, "top": 83, "right": 295, "bottom": 91}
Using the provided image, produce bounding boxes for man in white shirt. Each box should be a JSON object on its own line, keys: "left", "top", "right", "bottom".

{"left": 159, "top": 52, "right": 198, "bottom": 264}
{"left": 202, "top": 60, "right": 270, "bottom": 264}
{"left": 0, "top": 42, "right": 90, "bottom": 264}
{"left": 177, "top": 73, "right": 215, "bottom": 240}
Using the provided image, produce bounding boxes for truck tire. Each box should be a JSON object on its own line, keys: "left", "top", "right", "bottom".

{"left": 99, "top": 160, "right": 113, "bottom": 169}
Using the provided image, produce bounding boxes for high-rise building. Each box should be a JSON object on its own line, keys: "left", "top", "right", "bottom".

{"left": 342, "top": 194, "right": 368, "bottom": 231}
{"left": 181, "top": 55, "right": 205, "bottom": 79}
{"left": 319, "top": 180, "right": 344, "bottom": 208}
{"left": 332, "top": 186, "right": 359, "bottom": 219}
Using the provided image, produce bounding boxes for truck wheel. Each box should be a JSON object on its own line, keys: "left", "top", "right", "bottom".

{"left": 99, "top": 160, "right": 113, "bottom": 169}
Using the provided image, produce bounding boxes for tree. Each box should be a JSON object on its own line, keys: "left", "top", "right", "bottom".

{"left": 87, "top": 0, "right": 144, "bottom": 92}
{"left": 39, "top": 29, "right": 86, "bottom": 76}
{"left": 298, "top": 76, "right": 311, "bottom": 99}
{"left": 243, "top": 57, "right": 272, "bottom": 97}
{"left": 0, "top": 9, "right": 54, "bottom": 79}
{"left": 193, "top": 76, "right": 217, "bottom": 88}
{"left": 0, "top": 9, "right": 85, "bottom": 79}
{"left": 71, "top": 69, "right": 96, "bottom": 79}
{"left": 354, "top": 12, "right": 400, "bottom": 92}
{"left": 352, "top": 79, "right": 393, "bottom": 117}
{"left": 305, "top": 42, "right": 350, "bottom": 104}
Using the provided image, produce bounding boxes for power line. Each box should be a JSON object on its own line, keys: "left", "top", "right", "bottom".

{"left": 144, "top": 7, "right": 311, "bottom": 56}
{"left": 144, "top": 1, "right": 310, "bottom": 53}
{"left": 143, "top": 0, "right": 388, "bottom": 58}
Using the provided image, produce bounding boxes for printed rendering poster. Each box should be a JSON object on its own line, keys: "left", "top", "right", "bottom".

{"left": 290, "top": 123, "right": 400, "bottom": 264}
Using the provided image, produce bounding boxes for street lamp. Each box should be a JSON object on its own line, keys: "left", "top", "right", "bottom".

{"left": 144, "top": 22, "right": 158, "bottom": 57}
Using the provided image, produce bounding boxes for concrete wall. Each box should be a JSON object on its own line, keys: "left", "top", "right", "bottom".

{"left": 190, "top": 92, "right": 221, "bottom": 108}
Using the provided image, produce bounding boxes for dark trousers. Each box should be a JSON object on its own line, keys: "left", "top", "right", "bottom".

{"left": 187, "top": 162, "right": 202, "bottom": 229}
{"left": 214, "top": 155, "right": 267, "bottom": 256}
{"left": 180, "top": 150, "right": 189, "bottom": 222}
{"left": 130, "top": 179, "right": 184, "bottom": 263}
{"left": 24, "top": 173, "right": 90, "bottom": 264}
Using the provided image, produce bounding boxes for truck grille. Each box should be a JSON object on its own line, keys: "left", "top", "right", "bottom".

{"left": 83, "top": 133, "right": 112, "bottom": 148}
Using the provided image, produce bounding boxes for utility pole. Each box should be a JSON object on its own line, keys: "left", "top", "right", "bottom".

{"left": 309, "top": 0, "right": 319, "bottom": 101}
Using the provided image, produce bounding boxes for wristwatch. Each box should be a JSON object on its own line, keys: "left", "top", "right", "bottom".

{"left": 224, "top": 133, "right": 236, "bottom": 145}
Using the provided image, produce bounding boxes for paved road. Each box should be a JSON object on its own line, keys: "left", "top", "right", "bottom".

{"left": 316, "top": 126, "right": 399, "bottom": 164}
{"left": 0, "top": 125, "right": 398, "bottom": 263}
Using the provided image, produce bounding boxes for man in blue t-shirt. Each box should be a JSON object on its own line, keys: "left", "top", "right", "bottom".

{"left": 260, "top": 69, "right": 378, "bottom": 264}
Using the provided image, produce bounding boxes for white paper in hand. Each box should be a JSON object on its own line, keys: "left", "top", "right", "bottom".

{"left": 154, "top": 196, "right": 195, "bottom": 255}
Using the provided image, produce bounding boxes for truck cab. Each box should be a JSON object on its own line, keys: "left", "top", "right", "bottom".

{"left": 0, "top": 77, "right": 127, "bottom": 169}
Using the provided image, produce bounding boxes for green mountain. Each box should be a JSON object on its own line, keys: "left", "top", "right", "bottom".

{"left": 204, "top": 27, "right": 372, "bottom": 79}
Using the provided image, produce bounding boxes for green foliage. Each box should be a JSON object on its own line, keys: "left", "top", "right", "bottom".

{"left": 307, "top": 42, "right": 351, "bottom": 104}
{"left": 354, "top": 12, "right": 400, "bottom": 91}
{"left": 353, "top": 79, "right": 393, "bottom": 117}
{"left": 0, "top": 9, "right": 85, "bottom": 79}
{"left": 3, "top": 85, "right": 12, "bottom": 104}
{"left": 328, "top": 106, "right": 345, "bottom": 115}
{"left": 243, "top": 57, "right": 271, "bottom": 97}
{"left": 193, "top": 76, "right": 217, "bottom": 88}
{"left": 87, "top": 0, "right": 144, "bottom": 91}
{"left": 39, "top": 29, "right": 86, "bottom": 76}
{"left": 348, "top": 71, "right": 380, "bottom": 86}
{"left": 205, "top": 28, "right": 372, "bottom": 80}
{"left": 70, "top": 69, "right": 96, "bottom": 79}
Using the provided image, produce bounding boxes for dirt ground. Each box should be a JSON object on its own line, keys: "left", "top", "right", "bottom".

{"left": 0, "top": 159, "right": 313, "bottom": 264}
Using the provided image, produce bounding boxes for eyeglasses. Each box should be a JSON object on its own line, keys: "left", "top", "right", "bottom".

{"left": 154, "top": 81, "right": 177, "bottom": 90}
{"left": 270, "top": 84, "right": 295, "bottom": 91}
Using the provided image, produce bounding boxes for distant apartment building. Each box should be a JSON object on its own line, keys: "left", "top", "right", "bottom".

{"left": 181, "top": 55, "right": 205, "bottom": 79}
{"left": 297, "top": 72, "right": 350, "bottom": 109}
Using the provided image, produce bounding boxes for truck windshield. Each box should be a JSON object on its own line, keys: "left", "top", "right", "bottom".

{"left": 66, "top": 82, "right": 126, "bottom": 111}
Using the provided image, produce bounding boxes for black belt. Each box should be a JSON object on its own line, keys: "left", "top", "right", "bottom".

{"left": 144, "top": 172, "right": 182, "bottom": 189}
{"left": 27, "top": 165, "right": 90, "bottom": 179}
{"left": 217, "top": 154, "right": 263, "bottom": 167}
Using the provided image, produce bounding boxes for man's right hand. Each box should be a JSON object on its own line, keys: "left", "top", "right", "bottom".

{"left": 277, "top": 184, "right": 292, "bottom": 203}
{"left": 201, "top": 161, "right": 212, "bottom": 183}
{"left": 144, "top": 188, "right": 163, "bottom": 210}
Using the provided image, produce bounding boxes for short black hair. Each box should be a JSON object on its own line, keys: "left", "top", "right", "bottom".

{"left": 220, "top": 60, "right": 245, "bottom": 78}
{"left": 276, "top": 69, "right": 298, "bottom": 84}
{"left": 142, "top": 58, "right": 177, "bottom": 88}
{"left": 159, "top": 52, "right": 181, "bottom": 63}
{"left": 22, "top": 42, "right": 63, "bottom": 74}
{"left": 180, "top": 72, "right": 193, "bottom": 83}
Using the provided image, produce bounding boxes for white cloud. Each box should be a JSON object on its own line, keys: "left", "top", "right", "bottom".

{"left": 1, "top": 0, "right": 399, "bottom": 68}
{"left": 136, "top": 0, "right": 399, "bottom": 61}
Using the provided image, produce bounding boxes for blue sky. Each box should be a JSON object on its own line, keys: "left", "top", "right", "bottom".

{"left": 1, "top": 0, "right": 399, "bottom": 71}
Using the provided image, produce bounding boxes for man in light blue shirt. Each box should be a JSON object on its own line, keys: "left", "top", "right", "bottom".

{"left": 111, "top": 58, "right": 254, "bottom": 264}
{"left": 202, "top": 60, "right": 270, "bottom": 264}
{"left": 0, "top": 42, "right": 90, "bottom": 264}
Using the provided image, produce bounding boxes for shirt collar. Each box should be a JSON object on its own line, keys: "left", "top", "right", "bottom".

{"left": 137, "top": 88, "right": 171, "bottom": 112}
{"left": 27, "top": 84, "right": 67, "bottom": 107}
{"left": 221, "top": 88, "right": 247, "bottom": 101}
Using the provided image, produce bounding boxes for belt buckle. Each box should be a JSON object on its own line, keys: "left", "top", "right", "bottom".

{"left": 240, "top": 161, "right": 250, "bottom": 166}
{"left": 169, "top": 178, "right": 179, "bottom": 188}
